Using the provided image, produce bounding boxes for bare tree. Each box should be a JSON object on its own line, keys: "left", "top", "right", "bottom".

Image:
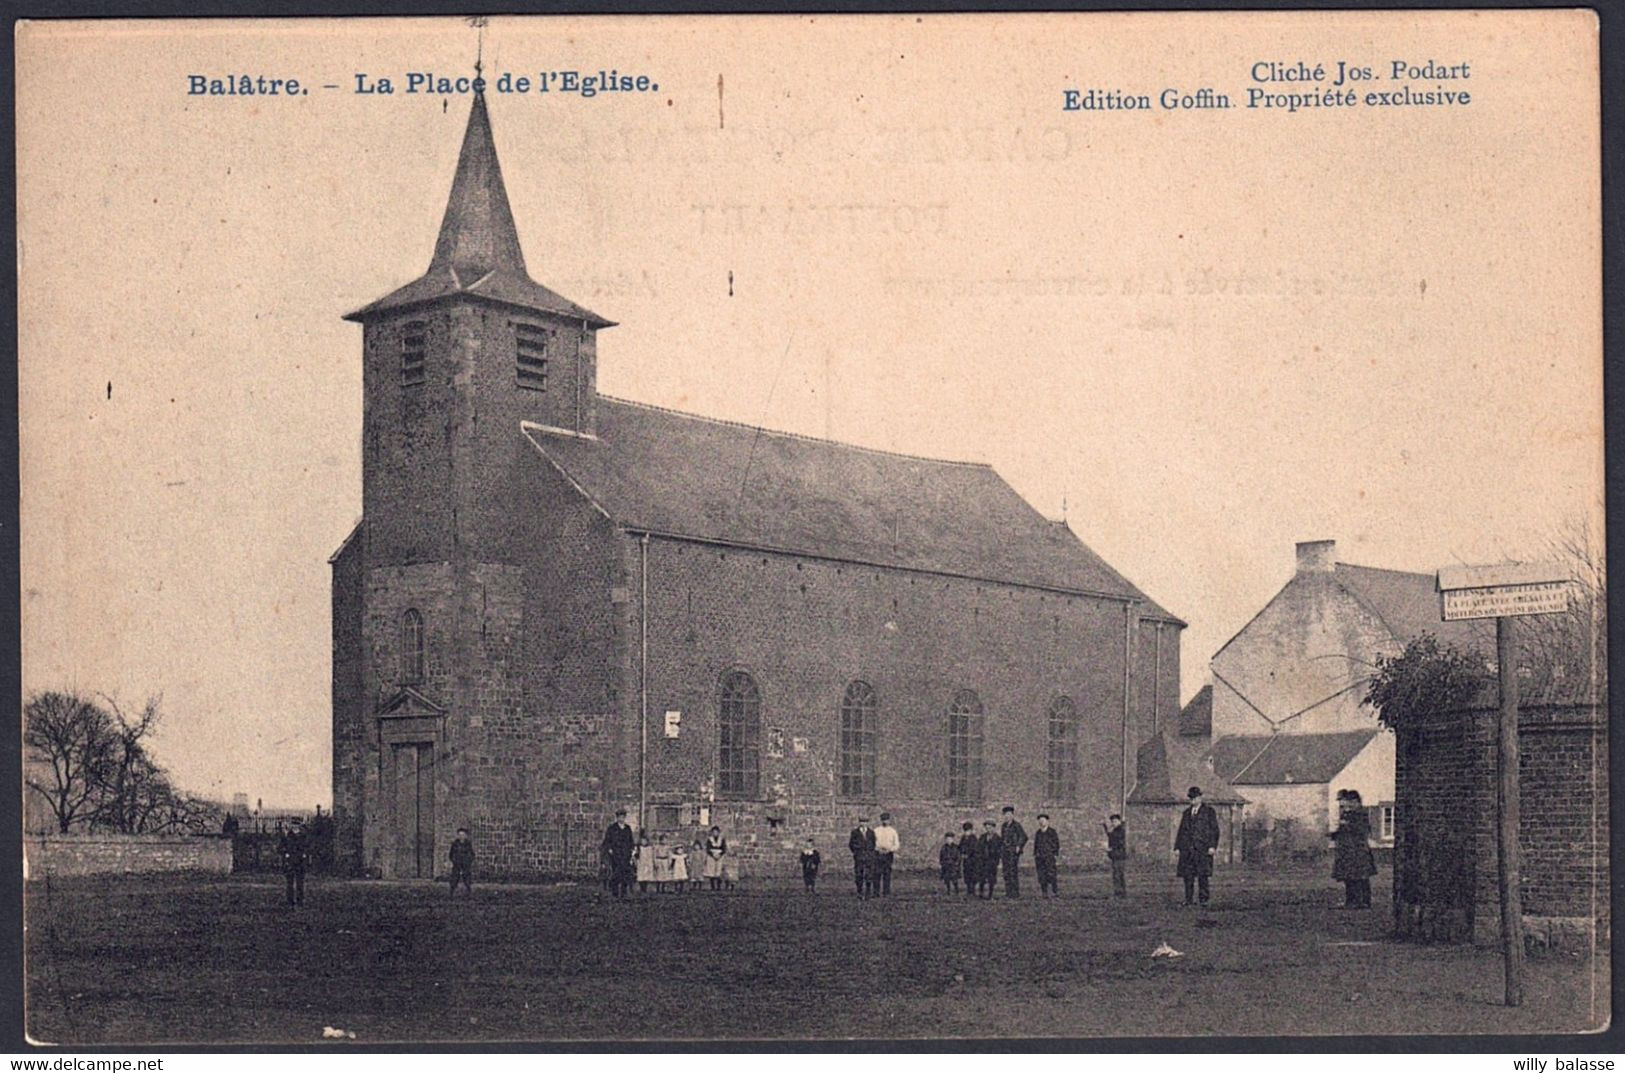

{"left": 90, "top": 695, "right": 162, "bottom": 834}
{"left": 1515, "top": 513, "right": 1606, "bottom": 704}
{"left": 24, "top": 691, "right": 117, "bottom": 833}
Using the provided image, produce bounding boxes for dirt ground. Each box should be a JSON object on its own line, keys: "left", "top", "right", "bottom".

{"left": 23, "top": 864, "right": 1609, "bottom": 1044}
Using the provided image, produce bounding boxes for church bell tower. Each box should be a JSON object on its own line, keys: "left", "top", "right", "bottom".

{"left": 337, "top": 88, "right": 614, "bottom": 878}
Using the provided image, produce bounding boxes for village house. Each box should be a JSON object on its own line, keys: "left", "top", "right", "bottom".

{"left": 329, "top": 92, "right": 1185, "bottom": 879}
{"left": 1199, "top": 539, "right": 1488, "bottom": 858}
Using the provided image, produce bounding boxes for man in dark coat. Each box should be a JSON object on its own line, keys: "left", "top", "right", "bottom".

{"left": 448, "top": 827, "right": 475, "bottom": 897}
{"left": 601, "top": 808, "right": 636, "bottom": 899}
{"left": 999, "top": 806, "right": 1028, "bottom": 898}
{"left": 977, "top": 820, "right": 1002, "bottom": 899}
{"left": 1173, "top": 786, "right": 1221, "bottom": 906}
{"left": 958, "top": 822, "right": 980, "bottom": 897}
{"left": 848, "top": 818, "right": 877, "bottom": 899}
{"left": 1032, "top": 813, "right": 1060, "bottom": 897}
{"left": 279, "top": 818, "right": 309, "bottom": 907}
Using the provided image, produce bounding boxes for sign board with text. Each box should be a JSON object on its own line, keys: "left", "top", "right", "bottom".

{"left": 1436, "top": 563, "right": 1572, "bottom": 622}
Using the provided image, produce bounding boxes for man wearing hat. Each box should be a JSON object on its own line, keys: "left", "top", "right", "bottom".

{"left": 848, "top": 817, "right": 877, "bottom": 898}
{"left": 1173, "top": 786, "right": 1221, "bottom": 906}
{"left": 872, "top": 812, "right": 900, "bottom": 896}
{"left": 999, "top": 806, "right": 1028, "bottom": 898}
{"left": 279, "top": 817, "right": 309, "bottom": 907}
{"left": 601, "top": 808, "right": 636, "bottom": 899}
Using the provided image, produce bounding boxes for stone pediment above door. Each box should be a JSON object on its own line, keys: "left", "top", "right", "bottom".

{"left": 376, "top": 685, "right": 447, "bottom": 719}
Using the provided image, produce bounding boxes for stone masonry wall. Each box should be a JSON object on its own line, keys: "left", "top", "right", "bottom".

{"left": 24, "top": 835, "right": 233, "bottom": 878}
{"left": 330, "top": 526, "right": 367, "bottom": 875}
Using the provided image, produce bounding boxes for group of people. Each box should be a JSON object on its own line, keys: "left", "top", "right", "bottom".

{"left": 599, "top": 809, "right": 735, "bottom": 897}
{"left": 433, "top": 783, "right": 1373, "bottom": 907}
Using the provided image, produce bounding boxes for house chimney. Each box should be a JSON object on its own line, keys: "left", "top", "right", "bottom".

{"left": 1296, "top": 539, "right": 1336, "bottom": 574}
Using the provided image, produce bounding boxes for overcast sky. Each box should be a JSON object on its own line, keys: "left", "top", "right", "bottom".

{"left": 18, "top": 14, "right": 1602, "bottom": 807}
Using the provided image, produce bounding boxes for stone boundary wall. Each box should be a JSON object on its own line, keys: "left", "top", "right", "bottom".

{"left": 23, "top": 834, "right": 233, "bottom": 878}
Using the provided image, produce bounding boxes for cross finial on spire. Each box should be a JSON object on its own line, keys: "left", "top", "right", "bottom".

{"left": 467, "top": 16, "right": 489, "bottom": 83}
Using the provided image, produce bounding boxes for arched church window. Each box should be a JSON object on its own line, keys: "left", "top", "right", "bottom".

{"left": 947, "top": 690, "right": 984, "bottom": 804}
{"left": 718, "top": 671, "right": 761, "bottom": 798}
{"left": 838, "top": 681, "right": 878, "bottom": 798}
{"left": 401, "top": 609, "right": 424, "bottom": 685}
{"left": 1046, "top": 695, "right": 1079, "bottom": 802}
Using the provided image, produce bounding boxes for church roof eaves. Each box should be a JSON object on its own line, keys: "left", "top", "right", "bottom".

{"left": 522, "top": 398, "right": 1185, "bottom": 622}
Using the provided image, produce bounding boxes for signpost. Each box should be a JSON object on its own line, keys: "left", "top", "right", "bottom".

{"left": 1435, "top": 562, "right": 1572, "bottom": 1008}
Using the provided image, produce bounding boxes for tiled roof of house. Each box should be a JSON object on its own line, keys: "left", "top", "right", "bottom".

{"left": 1334, "top": 563, "right": 1490, "bottom": 655}
{"left": 1207, "top": 729, "right": 1380, "bottom": 786}
{"left": 524, "top": 398, "right": 1184, "bottom": 620}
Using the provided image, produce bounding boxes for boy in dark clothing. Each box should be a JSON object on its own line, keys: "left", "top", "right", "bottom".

{"left": 448, "top": 827, "right": 474, "bottom": 896}
{"left": 1103, "top": 814, "right": 1128, "bottom": 897}
{"left": 958, "top": 822, "right": 979, "bottom": 897}
{"left": 978, "top": 820, "right": 1002, "bottom": 900}
{"left": 279, "top": 819, "right": 308, "bottom": 907}
{"left": 1033, "top": 814, "right": 1060, "bottom": 897}
{"left": 800, "top": 838, "right": 821, "bottom": 893}
{"left": 939, "top": 833, "right": 962, "bottom": 893}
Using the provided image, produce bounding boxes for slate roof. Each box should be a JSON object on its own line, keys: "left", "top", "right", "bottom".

{"left": 1178, "top": 684, "right": 1213, "bottom": 737}
{"left": 524, "top": 398, "right": 1185, "bottom": 621}
{"left": 345, "top": 93, "right": 612, "bottom": 327}
{"left": 1334, "top": 563, "right": 1489, "bottom": 654}
{"left": 1206, "top": 729, "right": 1380, "bottom": 786}
{"left": 1128, "top": 731, "right": 1246, "bottom": 805}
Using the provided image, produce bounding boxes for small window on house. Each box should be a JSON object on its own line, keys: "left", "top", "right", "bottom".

{"left": 1046, "top": 695, "right": 1079, "bottom": 802}
{"left": 401, "top": 609, "right": 424, "bottom": 684}
{"left": 1379, "top": 804, "right": 1395, "bottom": 841}
{"left": 514, "top": 322, "right": 550, "bottom": 391}
{"left": 947, "top": 690, "right": 984, "bottom": 804}
{"left": 401, "top": 322, "right": 427, "bottom": 387}
{"left": 838, "top": 681, "right": 878, "bottom": 798}
{"left": 718, "top": 671, "right": 761, "bottom": 798}
{"left": 652, "top": 804, "right": 682, "bottom": 829}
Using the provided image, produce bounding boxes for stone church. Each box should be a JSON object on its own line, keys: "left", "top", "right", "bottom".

{"left": 330, "top": 92, "right": 1185, "bottom": 879}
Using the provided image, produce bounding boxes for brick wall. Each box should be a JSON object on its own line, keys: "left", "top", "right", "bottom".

{"left": 24, "top": 834, "right": 232, "bottom": 878}
{"left": 1394, "top": 702, "right": 1607, "bottom": 952}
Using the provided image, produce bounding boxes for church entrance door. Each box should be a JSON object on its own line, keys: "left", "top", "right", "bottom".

{"left": 390, "top": 742, "right": 435, "bottom": 878}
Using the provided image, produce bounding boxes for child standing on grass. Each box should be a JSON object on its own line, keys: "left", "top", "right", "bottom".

{"left": 654, "top": 833, "right": 672, "bottom": 893}
{"left": 670, "top": 839, "right": 689, "bottom": 892}
{"left": 635, "top": 831, "right": 655, "bottom": 894}
{"left": 689, "top": 836, "right": 706, "bottom": 891}
{"left": 939, "top": 832, "right": 962, "bottom": 894}
{"left": 800, "top": 838, "right": 821, "bottom": 892}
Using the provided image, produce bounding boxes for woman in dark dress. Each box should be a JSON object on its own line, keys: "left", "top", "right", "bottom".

{"left": 1331, "top": 789, "right": 1377, "bottom": 908}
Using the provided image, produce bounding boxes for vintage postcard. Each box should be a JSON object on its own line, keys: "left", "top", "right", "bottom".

{"left": 16, "top": 11, "right": 1606, "bottom": 1046}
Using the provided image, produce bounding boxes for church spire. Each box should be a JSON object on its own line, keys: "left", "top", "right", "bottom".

{"left": 345, "top": 77, "right": 611, "bottom": 328}
{"left": 429, "top": 91, "right": 526, "bottom": 280}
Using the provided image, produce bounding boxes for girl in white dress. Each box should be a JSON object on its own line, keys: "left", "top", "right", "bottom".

{"left": 635, "top": 831, "right": 655, "bottom": 893}
{"left": 653, "top": 833, "right": 672, "bottom": 893}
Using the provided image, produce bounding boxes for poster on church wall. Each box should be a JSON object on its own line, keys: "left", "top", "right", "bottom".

{"left": 14, "top": 9, "right": 1607, "bottom": 1050}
